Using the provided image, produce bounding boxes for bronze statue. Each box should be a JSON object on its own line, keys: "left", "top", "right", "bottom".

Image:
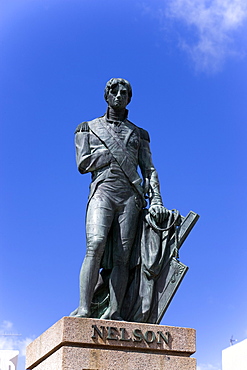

{"left": 70, "top": 78, "right": 199, "bottom": 323}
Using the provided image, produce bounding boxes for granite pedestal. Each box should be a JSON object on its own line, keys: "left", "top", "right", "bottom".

{"left": 26, "top": 317, "right": 196, "bottom": 370}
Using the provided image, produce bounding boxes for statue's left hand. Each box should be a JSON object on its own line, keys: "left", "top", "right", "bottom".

{"left": 149, "top": 205, "right": 168, "bottom": 224}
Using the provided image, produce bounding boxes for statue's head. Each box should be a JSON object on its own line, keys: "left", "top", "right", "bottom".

{"left": 104, "top": 78, "right": 132, "bottom": 109}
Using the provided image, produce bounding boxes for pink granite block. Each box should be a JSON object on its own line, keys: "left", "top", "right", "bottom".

{"left": 26, "top": 317, "right": 196, "bottom": 370}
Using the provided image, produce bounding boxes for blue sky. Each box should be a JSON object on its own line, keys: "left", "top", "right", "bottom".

{"left": 1, "top": 1, "right": 247, "bottom": 369}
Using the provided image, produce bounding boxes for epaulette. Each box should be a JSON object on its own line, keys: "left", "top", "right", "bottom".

{"left": 126, "top": 119, "right": 150, "bottom": 142}
{"left": 74, "top": 121, "right": 89, "bottom": 134}
{"left": 139, "top": 127, "right": 150, "bottom": 142}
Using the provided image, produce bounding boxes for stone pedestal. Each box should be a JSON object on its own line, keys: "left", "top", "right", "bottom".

{"left": 26, "top": 317, "right": 196, "bottom": 370}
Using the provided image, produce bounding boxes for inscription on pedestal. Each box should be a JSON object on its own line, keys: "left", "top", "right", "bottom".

{"left": 92, "top": 324, "right": 170, "bottom": 346}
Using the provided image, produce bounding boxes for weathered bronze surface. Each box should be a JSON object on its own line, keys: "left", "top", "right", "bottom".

{"left": 70, "top": 78, "right": 199, "bottom": 323}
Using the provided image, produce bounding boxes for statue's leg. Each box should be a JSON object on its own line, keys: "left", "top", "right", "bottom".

{"left": 109, "top": 193, "right": 140, "bottom": 320}
{"left": 75, "top": 194, "right": 114, "bottom": 317}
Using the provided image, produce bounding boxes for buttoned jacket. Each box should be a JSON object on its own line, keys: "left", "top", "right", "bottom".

{"left": 75, "top": 115, "right": 163, "bottom": 206}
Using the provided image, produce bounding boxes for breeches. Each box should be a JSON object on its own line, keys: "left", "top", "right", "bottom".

{"left": 85, "top": 184, "right": 141, "bottom": 267}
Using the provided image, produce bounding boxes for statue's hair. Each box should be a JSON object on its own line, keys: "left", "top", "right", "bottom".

{"left": 104, "top": 78, "right": 132, "bottom": 104}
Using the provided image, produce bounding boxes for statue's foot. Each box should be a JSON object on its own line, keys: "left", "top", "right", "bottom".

{"left": 100, "top": 307, "right": 124, "bottom": 321}
{"left": 70, "top": 308, "right": 78, "bottom": 316}
{"left": 70, "top": 307, "right": 90, "bottom": 318}
{"left": 110, "top": 312, "right": 124, "bottom": 321}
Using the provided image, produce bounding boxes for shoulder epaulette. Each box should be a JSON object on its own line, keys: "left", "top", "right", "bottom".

{"left": 126, "top": 119, "right": 150, "bottom": 142}
{"left": 74, "top": 121, "right": 89, "bottom": 134}
{"left": 139, "top": 127, "right": 150, "bottom": 142}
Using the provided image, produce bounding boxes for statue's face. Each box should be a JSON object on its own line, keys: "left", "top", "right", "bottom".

{"left": 106, "top": 83, "right": 129, "bottom": 110}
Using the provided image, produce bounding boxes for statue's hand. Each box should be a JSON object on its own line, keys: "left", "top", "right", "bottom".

{"left": 149, "top": 205, "right": 168, "bottom": 224}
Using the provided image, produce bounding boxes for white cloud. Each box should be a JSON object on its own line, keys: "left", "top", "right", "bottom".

{"left": 0, "top": 321, "right": 34, "bottom": 357}
{"left": 0, "top": 336, "right": 33, "bottom": 357}
{"left": 197, "top": 363, "right": 221, "bottom": 370}
{"left": 157, "top": 0, "right": 247, "bottom": 72}
{"left": 1, "top": 321, "right": 13, "bottom": 331}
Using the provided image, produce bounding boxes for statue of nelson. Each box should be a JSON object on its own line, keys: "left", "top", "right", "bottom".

{"left": 70, "top": 78, "right": 167, "bottom": 321}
